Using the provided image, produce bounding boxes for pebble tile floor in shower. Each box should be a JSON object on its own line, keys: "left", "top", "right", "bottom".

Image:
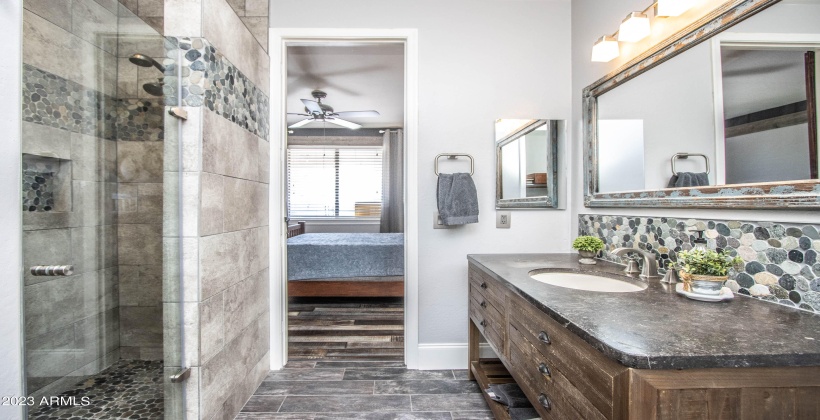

{"left": 237, "top": 361, "right": 492, "bottom": 419}
{"left": 28, "top": 360, "right": 163, "bottom": 420}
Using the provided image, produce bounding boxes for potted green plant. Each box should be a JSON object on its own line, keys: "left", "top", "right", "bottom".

{"left": 674, "top": 248, "right": 743, "bottom": 295}
{"left": 572, "top": 236, "right": 604, "bottom": 265}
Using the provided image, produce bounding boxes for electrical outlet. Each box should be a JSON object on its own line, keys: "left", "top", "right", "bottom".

{"left": 496, "top": 211, "right": 511, "bottom": 229}
{"left": 433, "top": 212, "right": 451, "bottom": 229}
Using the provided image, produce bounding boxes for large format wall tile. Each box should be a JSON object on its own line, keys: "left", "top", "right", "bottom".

{"left": 200, "top": 172, "right": 224, "bottom": 236}
{"left": 199, "top": 227, "right": 266, "bottom": 299}
{"left": 202, "top": 109, "right": 260, "bottom": 180}
{"left": 223, "top": 268, "right": 268, "bottom": 345}
{"left": 71, "top": 0, "right": 118, "bottom": 54}
{"left": 118, "top": 141, "right": 164, "bottom": 183}
{"left": 223, "top": 177, "right": 268, "bottom": 232}
{"left": 120, "top": 305, "right": 163, "bottom": 348}
{"left": 199, "top": 293, "right": 225, "bottom": 364}
{"left": 118, "top": 223, "right": 162, "bottom": 265}
{"left": 202, "top": 0, "right": 269, "bottom": 95}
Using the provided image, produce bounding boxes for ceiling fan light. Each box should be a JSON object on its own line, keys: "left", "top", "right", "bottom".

{"left": 656, "top": 0, "right": 693, "bottom": 17}
{"left": 618, "top": 12, "right": 650, "bottom": 43}
{"left": 591, "top": 36, "right": 620, "bottom": 62}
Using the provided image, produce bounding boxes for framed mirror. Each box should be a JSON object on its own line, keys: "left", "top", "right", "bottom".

{"left": 583, "top": 0, "right": 820, "bottom": 208}
{"left": 495, "top": 119, "right": 562, "bottom": 209}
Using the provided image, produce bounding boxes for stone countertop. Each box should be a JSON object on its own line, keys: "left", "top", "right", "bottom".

{"left": 467, "top": 253, "right": 820, "bottom": 370}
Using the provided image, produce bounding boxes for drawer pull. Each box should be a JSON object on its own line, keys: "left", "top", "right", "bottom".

{"left": 538, "top": 362, "right": 551, "bottom": 377}
{"left": 538, "top": 331, "right": 551, "bottom": 344}
{"left": 480, "top": 300, "right": 487, "bottom": 308}
{"left": 480, "top": 282, "right": 488, "bottom": 289}
{"left": 538, "top": 393, "right": 552, "bottom": 411}
{"left": 480, "top": 319, "right": 487, "bottom": 327}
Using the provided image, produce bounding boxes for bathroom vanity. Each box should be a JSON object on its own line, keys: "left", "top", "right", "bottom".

{"left": 467, "top": 254, "right": 820, "bottom": 419}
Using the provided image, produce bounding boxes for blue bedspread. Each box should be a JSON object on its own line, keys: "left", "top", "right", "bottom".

{"left": 287, "top": 233, "right": 404, "bottom": 280}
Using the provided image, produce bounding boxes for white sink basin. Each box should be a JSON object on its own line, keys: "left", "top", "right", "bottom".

{"left": 529, "top": 272, "right": 647, "bottom": 293}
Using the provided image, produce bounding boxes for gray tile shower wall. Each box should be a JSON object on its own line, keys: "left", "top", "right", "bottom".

{"left": 161, "top": 0, "right": 272, "bottom": 416}
{"left": 579, "top": 214, "right": 820, "bottom": 313}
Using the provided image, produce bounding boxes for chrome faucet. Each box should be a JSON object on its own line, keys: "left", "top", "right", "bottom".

{"left": 612, "top": 248, "right": 660, "bottom": 279}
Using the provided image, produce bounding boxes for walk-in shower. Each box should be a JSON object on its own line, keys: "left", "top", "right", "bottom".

{"left": 21, "top": 2, "right": 185, "bottom": 419}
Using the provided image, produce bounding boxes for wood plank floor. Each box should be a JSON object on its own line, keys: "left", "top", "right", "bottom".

{"left": 288, "top": 297, "right": 405, "bottom": 362}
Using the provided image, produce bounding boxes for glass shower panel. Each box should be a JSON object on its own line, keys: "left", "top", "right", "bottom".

{"left": 21, "top": 1, "right": 183, "bottom": 418}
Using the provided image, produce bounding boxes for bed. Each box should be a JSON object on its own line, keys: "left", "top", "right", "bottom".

{"left": 287, "top": 231, "right": 404, "bottom": 297}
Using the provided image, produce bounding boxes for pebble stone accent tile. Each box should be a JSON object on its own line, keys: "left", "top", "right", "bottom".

{"left": 22, "top": 165, "right": 55, "bottom": 212}
{"left": 22, "top": 64, "right": 164, "bottom": 142}
{"left": 164, "top": 36, "right": 270, "bottom": 140}
{"left": 114, "top": 98, "right": 164, "bottom": 142}
{"left": 22, "top": 64, "right": 115, "bottom": 140}
{"left": 579, "top": 214, "right": 820, "bottom": 313}
{"left": 28, "top": 360, "right": 163, "bottom": 420}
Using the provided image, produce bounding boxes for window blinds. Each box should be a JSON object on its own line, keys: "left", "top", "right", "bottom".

{"left": 287, "top": 147, "right": 383, "bottom": 218}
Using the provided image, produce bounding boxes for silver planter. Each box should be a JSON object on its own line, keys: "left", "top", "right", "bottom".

{"left": 578, "top": 250, "right": 598, "bottom": 265}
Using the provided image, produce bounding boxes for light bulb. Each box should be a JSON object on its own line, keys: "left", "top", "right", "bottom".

{"left": 591, "top": 36, "right": 620, "bottom": 62}
{"left": 656, "top": 0, "right": 694, "bottom": 17}
{"left": 618, "top": 12, "right": 650, "bottom": 43}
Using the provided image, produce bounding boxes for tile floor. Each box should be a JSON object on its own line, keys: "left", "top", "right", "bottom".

{"left": 237, "top": 361, "right": 492, "bottom": 419}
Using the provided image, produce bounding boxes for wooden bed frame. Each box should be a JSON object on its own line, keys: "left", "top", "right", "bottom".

{"left": 286, "top": 222, "right": 404, "bottom": 297}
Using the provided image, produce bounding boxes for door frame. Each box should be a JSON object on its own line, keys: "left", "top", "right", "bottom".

{"left": 268, "top": 28, "right": 420, "bottom": 369}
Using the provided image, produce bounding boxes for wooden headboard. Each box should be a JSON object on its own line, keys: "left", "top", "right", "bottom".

{"left": 287, "top": 221, "right": 306, "bottom": 238}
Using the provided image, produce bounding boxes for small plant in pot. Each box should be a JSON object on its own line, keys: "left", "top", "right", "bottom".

{"left": 572, "top": 236, "right": 604, "bottom": 265}
{"left": 674, "top": 249, "right": 743, "bottom": 295}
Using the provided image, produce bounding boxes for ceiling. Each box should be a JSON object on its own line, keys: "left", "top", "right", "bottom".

{"left": 286, "top": 44, "right": 405, "bottom": 129}
{"left": 721, "top": 48, "right": 807, "bottom": 119}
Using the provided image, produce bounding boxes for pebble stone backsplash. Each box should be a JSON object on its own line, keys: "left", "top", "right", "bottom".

{"left": 579, "top": 214, "right": 820, "bottom": 313}
{"left": 164, "top": 37, "right": 270, "bottom": 140}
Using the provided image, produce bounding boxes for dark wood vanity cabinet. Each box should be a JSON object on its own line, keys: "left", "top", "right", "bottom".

{"left": 467, "top": 264, "right": 820, "bottom": 420}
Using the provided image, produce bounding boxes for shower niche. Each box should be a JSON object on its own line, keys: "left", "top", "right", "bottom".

{"left": 22, "top": 154, "right": 71, "bottom": 213}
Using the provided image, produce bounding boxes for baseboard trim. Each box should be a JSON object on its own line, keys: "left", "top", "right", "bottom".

{"left": 417, "top": 343, "right": 498, "bottom": 370}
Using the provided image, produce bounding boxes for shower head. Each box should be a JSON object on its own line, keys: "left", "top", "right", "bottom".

{"left": 142, "top": 81, "right": 164, "bottom": 97}
{"left": 129, "top": 53, "right": 166, "bottom": 72}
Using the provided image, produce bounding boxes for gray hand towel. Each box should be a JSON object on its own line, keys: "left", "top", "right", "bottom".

{"left": 437, "top": 173, "right": 478, "bottom": 225}
{"left": 667, "top": 172, "right": 709, "bottom": 188}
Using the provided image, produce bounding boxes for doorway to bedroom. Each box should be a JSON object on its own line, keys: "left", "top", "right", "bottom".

{"left": 284, "top": 42, "right": 407, "bottom": 363}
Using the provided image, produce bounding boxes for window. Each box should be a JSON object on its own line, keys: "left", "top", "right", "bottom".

{"left": 287, "top": 147, "right": 383, "bottom": 218}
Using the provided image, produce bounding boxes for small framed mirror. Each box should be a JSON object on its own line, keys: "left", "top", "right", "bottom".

{"left": 495, "top": 119, "right": 562, "bottom": 209}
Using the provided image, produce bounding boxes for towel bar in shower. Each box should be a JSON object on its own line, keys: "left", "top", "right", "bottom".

{"left": 671, "top": 153, "right": 710, "bottom": 176}
{"left": 434, "top": 153, "right": 474, "bottom": 176}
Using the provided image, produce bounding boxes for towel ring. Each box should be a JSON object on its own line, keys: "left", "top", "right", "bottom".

{"left": 671, "top": 153, "right": 709, "bottom": 176}
{"left": 435, "top": 153, "right": 474, "bottom": 176}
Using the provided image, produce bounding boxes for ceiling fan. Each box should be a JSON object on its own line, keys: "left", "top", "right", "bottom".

{"left": 288, "top": 90, "right": 380, "bottom": 130}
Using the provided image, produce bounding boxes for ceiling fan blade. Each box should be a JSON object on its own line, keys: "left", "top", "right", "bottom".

{"left": 288, "top": 118, "right": 314, "bottom": 129}
{"left": 301, "top": 99, "right": 323, "bottom": 114}
{"left": 326, "top": 118, "right": 361, "bottom": 130}
{"left": 334, "top": 110, "right": 381, "bottom": 118}
{"left": 287, "top": 113, "right": 311, "bottom": 116}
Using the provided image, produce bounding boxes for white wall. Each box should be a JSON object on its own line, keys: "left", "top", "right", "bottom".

{"left": 0, "top": 0, "right": 24, "bottom": 417}
{"left": 271, "top": 0, "right": 573, "bottom": 349}
{"left": 303, "top": 220, "right": 380, "bottom": 233}
{"left": 570, "top": 0, "right": 817, "bottom": 240}
{"left": 726, "top": 123, "right": 811, "bottom": 184}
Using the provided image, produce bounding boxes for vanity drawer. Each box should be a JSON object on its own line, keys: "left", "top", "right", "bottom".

{"left": 469, "top": 290, "right": 505, "bottom": 354}
{"left": 468, "top": 267, "right": 505, "bottom": 311}
{"left": 509, "top": 321, "right": 607, "bottom": 420}
{"left": 508, "top": 293, "right": 628, "bottom": 419}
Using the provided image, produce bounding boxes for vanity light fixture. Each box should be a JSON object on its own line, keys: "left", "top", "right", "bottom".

{"left": 591, "top": 35, "right": 620, "bottom": 62}
{"left": 618, "top": 12, "right": 651, "bottom": 43}
{"left": 656, "top": 0, "right": 693, "bottom": 17}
